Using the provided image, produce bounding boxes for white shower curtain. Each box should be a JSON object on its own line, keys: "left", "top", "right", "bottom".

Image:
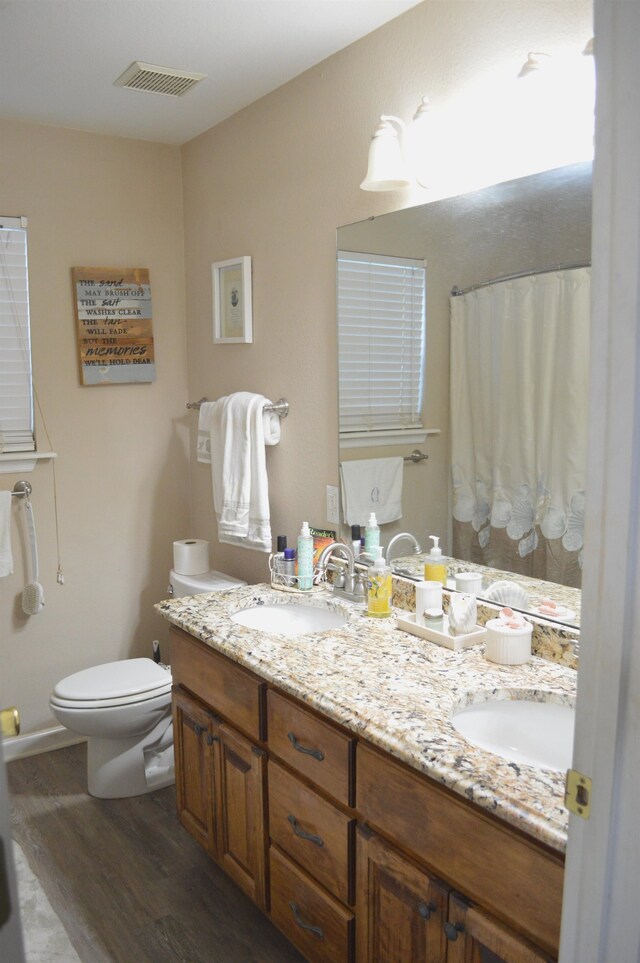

{"left": 450, "top": 267, "right": 590, "bottom": 586}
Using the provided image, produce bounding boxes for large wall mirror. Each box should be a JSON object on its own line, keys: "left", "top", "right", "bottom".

{"left": 337, "top": 161, "right": 592, "bottom": 629}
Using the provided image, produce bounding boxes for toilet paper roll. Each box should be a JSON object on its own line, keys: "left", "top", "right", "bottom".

{"left": 173, "top": 539, "right": 210, "bottom": 576}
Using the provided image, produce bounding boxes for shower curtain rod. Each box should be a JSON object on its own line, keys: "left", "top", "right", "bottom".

{"left": 451, "top": 260, "right": 591, "bottom": 297}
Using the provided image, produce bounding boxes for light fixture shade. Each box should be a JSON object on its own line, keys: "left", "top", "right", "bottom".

{"left": 360, "top": 120, "right": 411, "bottom": 191}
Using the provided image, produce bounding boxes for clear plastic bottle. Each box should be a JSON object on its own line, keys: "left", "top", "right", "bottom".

{"left": 367, "top": 546, "right": 392, "bottom": 618}
{"left": 364, "top": 512, "right": 380, "bottom": 557}
{"left": 297, "top": 521, "right": 314, "bottom": 591}
{"left": 424, "top": 535, "right": 447, "bottom": 585}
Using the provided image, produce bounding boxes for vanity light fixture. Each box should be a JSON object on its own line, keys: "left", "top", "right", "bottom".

{"left": 360, "top": 96, "right": 432, "bottom": 191}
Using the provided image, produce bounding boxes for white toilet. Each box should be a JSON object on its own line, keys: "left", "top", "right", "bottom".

{"left": 49, "top": 568, "right": 245, "bottom": 799}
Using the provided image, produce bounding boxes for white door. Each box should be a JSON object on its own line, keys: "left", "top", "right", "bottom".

{"left": 560, "top": 2, "right": 640, "bottom": 961}
{"left": 0, "top": 730, "right": 25, "bottom": 961}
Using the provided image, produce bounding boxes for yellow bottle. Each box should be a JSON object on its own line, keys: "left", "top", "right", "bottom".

{"left": 424, "top": 535, "right": 447, "bottom": 585}
{"left": 367, "top": 546, "right": 392, "bottom": 618}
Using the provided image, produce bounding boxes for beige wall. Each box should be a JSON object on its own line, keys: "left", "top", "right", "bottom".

{"left": 0, "top": 0, "right": 591, "bottom": 737}
{"left": 0, "top": 120, "right": 189, "bottom": 733}
{"left": 181, "top": 0, "right": 592, "bottom": 586}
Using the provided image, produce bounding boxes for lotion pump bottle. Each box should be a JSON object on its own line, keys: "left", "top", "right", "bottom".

{"left": 424, "top": 535, "right": 447, "bottom": 585}
{"left": 364, "top": 513, "right": 380, "bottom": 556}
{"left": 367, "top": 546, "right": 392, "bottom": 618}
{"left": 297, "top": 521, "right": 314, "bottom": 591}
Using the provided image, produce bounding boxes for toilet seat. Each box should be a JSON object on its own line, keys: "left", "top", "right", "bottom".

{"left": 51, "top": 658, "right": 172, "bottom": 710}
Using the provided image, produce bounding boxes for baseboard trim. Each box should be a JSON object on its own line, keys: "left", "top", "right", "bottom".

{"left": 3, "top": 726, "right": 86, "bottom": 762}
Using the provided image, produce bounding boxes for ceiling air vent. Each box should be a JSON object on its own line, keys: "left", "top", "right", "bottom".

{"left": 114, "top": 62, "right": 206, "bottom": 97}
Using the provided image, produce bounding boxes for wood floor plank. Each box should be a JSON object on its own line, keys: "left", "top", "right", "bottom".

{"left": 8, "top": 745, "right": 306, "bottom": 963}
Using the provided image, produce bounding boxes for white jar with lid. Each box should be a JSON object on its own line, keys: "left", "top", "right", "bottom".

{"left": 484, "top": 617, "right": 532, "bottom": 665}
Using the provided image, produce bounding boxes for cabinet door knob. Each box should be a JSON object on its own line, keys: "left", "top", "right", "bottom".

{"left": 417, "top": 901, "right": 437, "bottom": 920}
{"left": 287, "top": 731, "right": 325, "bottom": 762}
{"left": 193, "top": 723, "right": 204, "bottom": 737}
{"left": 288, "top": 901, "right": 325, "bottom": 940}
{"left": 287, "top": 814, "right": 324, "bottom": 848}
{"left": 444, "top": 921, "right": 465, "bottom": 941}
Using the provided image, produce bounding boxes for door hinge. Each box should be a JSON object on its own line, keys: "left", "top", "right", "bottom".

{"left": 565, "top": 768, "right": 592, "bottom": 819}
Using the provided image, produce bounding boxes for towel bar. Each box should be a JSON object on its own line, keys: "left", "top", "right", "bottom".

{"left": 187, "top": 396, "right": 289, "bottom": 418}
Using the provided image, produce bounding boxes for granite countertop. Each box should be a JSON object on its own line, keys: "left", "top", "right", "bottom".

{"left": 157, "top": 583, "right": 575, "bottom": 854}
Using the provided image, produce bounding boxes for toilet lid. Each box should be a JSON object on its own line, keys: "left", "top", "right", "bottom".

{"left": 53, "top": 658, "right": 171, "bottom": 702}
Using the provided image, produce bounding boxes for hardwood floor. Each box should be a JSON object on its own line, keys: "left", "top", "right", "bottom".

{"left": 8, "top": 744, "right": 306, "bottom": 963}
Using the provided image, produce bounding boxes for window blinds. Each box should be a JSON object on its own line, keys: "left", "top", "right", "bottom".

{"left": 337, "top": 250, "right": 426, "bottom": 436}
{"left": 0, "top": 216, "right": 34, "bottom": 452}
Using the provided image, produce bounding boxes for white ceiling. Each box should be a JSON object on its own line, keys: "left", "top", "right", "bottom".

{"left": 0, "top": 0, "right": 421, "bottom": 145}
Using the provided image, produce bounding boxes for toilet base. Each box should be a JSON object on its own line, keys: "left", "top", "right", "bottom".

{"left": 86, "top": 716, "right": 175, "bottom": 799}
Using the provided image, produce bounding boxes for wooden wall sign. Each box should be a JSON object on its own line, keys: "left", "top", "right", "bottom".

{"left": 72, "top": 267, "right": 156, "bottom": 385}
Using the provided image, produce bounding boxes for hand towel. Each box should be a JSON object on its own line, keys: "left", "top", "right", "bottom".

{"left": 206, "top": 392, "right": 278, "bottom": 552}
{"left": 340, "top": 457, "right": 404, "bottom": 526}
{"left": 197, "top": 400, "right": 280, "bottom": 463}
{"left": 0, "top": 490, "right": 13, "bottom": 577}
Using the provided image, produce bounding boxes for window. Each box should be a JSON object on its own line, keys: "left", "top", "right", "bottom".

{"left": 0, "top": 216, "right": 34, "bottom": 453}
{"left": 337, "top": 251, "right": 426, "bottom": 444}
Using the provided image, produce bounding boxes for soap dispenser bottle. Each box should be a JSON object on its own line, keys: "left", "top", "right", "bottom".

{"left": 364, "top": 513, "right": 380, "bottom": 556}
{"left": 367, "top": 546, "right": 392, "bottom": 618}
{"left": 297, "top": 521, "right": 314, "bottom": 591}
{"left": 424, "top": 535, "right": 447, "bottom": 585}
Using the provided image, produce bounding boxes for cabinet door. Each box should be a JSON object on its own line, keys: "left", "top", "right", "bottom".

{"left": 172, "top": 687, "right": 216, "bottom": 855}
{"left": 214, "top": 720, "right": 267, "bottom": 910}
{"left": 356, "top": 826, "right": 448, "bottom": 963}
{"left": 444, "top": 892, "right": 555, "bottom": 963}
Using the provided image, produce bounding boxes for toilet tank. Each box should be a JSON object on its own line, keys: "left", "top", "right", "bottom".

{"left": 168, "top": 568, "right": 246, "bottom": 598}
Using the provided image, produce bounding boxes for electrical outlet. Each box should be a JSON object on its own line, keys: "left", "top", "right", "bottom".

{"left": 326, "top": 484, "right": 339, "bottom": 524}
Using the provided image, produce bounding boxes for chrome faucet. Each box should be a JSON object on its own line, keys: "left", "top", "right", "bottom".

{"left": 318, "top": 542, "right": 366, "bottom": 603}
{"left": 385, "top": 532, "right": 422, "bottom": 565}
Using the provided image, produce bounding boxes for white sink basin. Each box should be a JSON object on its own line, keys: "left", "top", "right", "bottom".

{"left": 451, "top": 693, "right": 575, "bottom": 771}
{"left": 231, "top": 602, "right": 348, "bottom": 637}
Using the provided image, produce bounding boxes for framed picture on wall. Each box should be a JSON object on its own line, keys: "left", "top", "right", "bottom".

{"left": 212, "top": 255, "right": 253, "bottom": 343}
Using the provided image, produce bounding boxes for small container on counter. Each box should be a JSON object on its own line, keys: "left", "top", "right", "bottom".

{"left": 297, "top": 521, "right": 314, "bottom": 591}
{"left": 415, "top": 580, "right": 443, "bottom": 627}
{"left": 283, "top": 548, "right": 296, "bottom": 587}
{"left": 484, "top": 608, "right": 533, "bottom": 665}
{"left": 364, "top": 513, "right": 380, "bottom": 556}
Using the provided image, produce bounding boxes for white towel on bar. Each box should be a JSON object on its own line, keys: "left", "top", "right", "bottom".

{"left": 0, "top": 490, "right": 13, "bottom": 577}
{"left": 200, "top": 393, "right": 279, "bottom": 552}
{"left": 197, "top": 399, "right": 280, "bottom": 462}
{"left": 340, "top": 457, "right": 404, "bottom": 526}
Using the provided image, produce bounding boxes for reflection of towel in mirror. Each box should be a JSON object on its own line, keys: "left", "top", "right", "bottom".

{"left": 0, "top": 490, "right": 12, "bottom": 577}
{"left": 200, "top": 393, "right": 280, "bottom": 552}
{"left": 340, "top": 457, "right": 403, "bottom": 526}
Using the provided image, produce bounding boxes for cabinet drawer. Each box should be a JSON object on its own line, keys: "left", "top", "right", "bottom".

{"left": 269, "top": 760, "right": 354, "bottom": 905}
{"left": 170, "top": 628, "right": 265, "bottom": 741}
{"left": 357, "top": 743, "right": 563, "bottom": 958}
{"left": 267, "top": 690, "right": 354, "bottom": 805}
{"left": 270, "top": 845, "right": 354, "bottom": 963}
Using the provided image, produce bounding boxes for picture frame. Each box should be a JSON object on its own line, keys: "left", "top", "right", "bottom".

{"left": 212, "top": 255, "right": 253, "bottom": 343}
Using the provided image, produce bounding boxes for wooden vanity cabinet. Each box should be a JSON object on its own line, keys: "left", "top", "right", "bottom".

{"left": 169, "top": 626, "right": 563, "bottom": 963}
{"left": 170, "top": 629, "right": 268, "bottom": 911}
{"left": 356, "top": 826, "right": 554, "bottom": 963}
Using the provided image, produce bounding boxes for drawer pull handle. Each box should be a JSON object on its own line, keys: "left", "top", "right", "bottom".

{"left": 444, "top": 921, "right": 465, "bottom": 941}
{"left": 287, "top": 731, "right": 325, "bottom": 762}
{"left": 418, "top": 901, "right": 437, "bottom": 921}
{"left": 287, "top": 814, "right": 324, "bottom": 848}
{"left": 288, "top": 901, "right": 325, "bottom": 940}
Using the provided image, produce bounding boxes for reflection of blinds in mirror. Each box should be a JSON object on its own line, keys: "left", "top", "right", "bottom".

{"left": 337, "top": 251, "right": 426, "bottom": 436}
{"left": 0, "top": 216, "right": 34, "bottom": 452}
